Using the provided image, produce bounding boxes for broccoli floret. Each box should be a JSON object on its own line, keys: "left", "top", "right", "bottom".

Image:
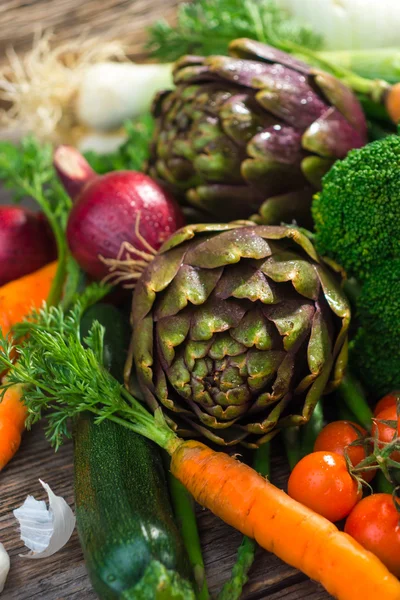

{"left": 312, "top": 135, "right": 400, "bottom": 281}
{"left": 351, "top": 259, "right": 400, "bottom": 396}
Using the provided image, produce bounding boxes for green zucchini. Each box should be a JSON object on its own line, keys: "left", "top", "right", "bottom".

{"left": 74, "top": 305, "right": 194, "bottom": 599}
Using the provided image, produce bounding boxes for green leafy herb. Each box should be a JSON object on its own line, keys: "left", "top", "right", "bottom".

{"left": 85, "top": 114, "right": 155, "bottom": 174}
{"left": 0, "top": 136, "right": 71, "bottom": 305}
{"left": 0, "top": 303, "right": 175, "bottom": 451}
{"left": 147, "top": 0, "right": 323, "bottom": 62}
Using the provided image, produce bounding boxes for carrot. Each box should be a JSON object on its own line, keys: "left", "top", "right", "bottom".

{"left": 386, "top": 83, "right": 400, "bottom": 124}
{"left": 0, "top": 383, "right": 26, "bottom": 470}
{"left": 0, "top": 260, "right": 57, "bottom": 470}
{"left": 170, "top": 440, "right": 400, "bottom": 600}
{"left": 0, "top": 261, "right": 57, "bottom": 337}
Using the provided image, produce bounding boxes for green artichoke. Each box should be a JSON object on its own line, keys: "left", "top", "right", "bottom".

{"left": 148, "top": 38, "right": 367, "bottom": 226}
{"left": 127, "top": 222, "right": 350, "bottom": 447}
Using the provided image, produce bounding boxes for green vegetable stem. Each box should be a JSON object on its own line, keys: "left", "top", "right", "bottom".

{"left": 166, "top": 471, "right": 210, "bottom": 600}
{"left": 282, "top": 427, "right": 301, "bottom": 471}
{"left": 375, "top": 471, "right": 395, "bottom": 495}
{"left": 337, "top": 374, "right": 373, "bottom": 432}
{"left": 217, "top": 443, "right": 270, "bottom": 600}
{"left": 300, "top": 401, "right": 324, "bottom": 459}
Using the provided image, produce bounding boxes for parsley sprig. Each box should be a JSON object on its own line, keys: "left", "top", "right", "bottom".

{"left": 147, "top": 0, "right": 322, "bottom": 62}
{"left": 0, "top": 303, "right": 176, "bottom": 451}
{"left": 0, "top": 136, "right": 72, "bottom": 305}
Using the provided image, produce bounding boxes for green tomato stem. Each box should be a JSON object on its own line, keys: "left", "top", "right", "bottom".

{"left": 337, "top": 374, "right": 373, "bottom": 431}
{"left": 217, "top": 443, "right": 270, "bottom": 600}
{"left": 282, "top": 427, "right": 301, "bottom": 471}
{"left": 300, "top": 400, "right": 324, "bottom": 459}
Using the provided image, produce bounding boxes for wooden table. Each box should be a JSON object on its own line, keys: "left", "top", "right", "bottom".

{"left": 0, "top": 2, "right": 330, "bottom": 597}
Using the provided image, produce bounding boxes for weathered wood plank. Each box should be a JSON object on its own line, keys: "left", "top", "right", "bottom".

{"left": 0, "top": 0, "right": 180, "bottom": 65}
{"left": 0, "top": 425, "right": 330, "bottom": 599}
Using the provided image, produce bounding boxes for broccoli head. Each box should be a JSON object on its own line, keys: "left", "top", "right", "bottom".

{"left": 312, "top": 135, "right": 400, "bottom": 281}
{"left": 351, "top": 259, "right": 400, "bottom": 396}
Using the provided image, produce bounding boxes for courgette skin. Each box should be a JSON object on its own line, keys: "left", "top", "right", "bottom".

{"left": 74, "top": 305, "right": 193, "bottom": 599}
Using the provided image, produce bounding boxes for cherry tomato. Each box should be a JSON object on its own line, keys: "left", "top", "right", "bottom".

{"left": 372, "top": 406, "right": 400, "bottom": 462}
{"left": 314, "top": 420, "right": 375, "bottom": 483}
{"left": 288, "top": 451, "right": 361, "bottom": 522}
{"left": 374, "top": 392, "right": 400, "bottom": 417}
{"left": 345, "top": 494, "right": 400, "bottom": 577}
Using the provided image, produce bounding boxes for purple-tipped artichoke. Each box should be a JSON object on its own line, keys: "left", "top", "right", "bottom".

{"left": 126, "top": 222, "right": 350, "bottom": 447}
{"left": 148, "top": 38, "right": 367, "bottom": 226}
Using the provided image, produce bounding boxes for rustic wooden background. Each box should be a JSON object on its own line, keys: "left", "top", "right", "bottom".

{"left": 0, "top": 0, "right": 180, "bottom": 64}
{"left": 0, "top": 1, "right": 330, "bottom": 599}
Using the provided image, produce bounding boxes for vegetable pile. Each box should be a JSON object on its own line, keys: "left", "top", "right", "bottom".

{"left": 1, "top": 2, "right": 400, "bottom": 600}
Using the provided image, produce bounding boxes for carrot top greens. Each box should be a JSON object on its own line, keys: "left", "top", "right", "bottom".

{"left": 0, "top": 302, "right": 177, "bottom": 452}
{"left": 147, "top": 0, "right": 322, "bottom": 61}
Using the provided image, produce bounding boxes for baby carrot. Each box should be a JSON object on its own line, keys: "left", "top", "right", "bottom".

{"left": 170, "top": 440, "right": 400, "bottom": 600}
{"left": 0, "top": 261, "right": 57, "bottom": 337}
{"left": 0, "top": 260, "right": 57, "bottom": 470}
{"left": 0, "top": 383, "right": 26, "bottom": 470}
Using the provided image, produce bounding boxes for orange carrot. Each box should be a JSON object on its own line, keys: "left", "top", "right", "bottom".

{"left": 386, "top": 83, "right": 400, "bottom": 124}
{"left": 0, "top": 261, "right": 57, "bottom": 470}
{"left": 170, "top": 440, "right": 400, "bottom": 600}
{"left": 0, "top": 383, "right": 26, "bottom": 470}
{"left": 0, "top": 261, "right": 57, "bottom": 337}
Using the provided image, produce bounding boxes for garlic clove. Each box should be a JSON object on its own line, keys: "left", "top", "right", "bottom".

{"left": 13, "top": 480, "right": 76, "bottom": 559}
{"left": 0, "top": 543, "right": 10, "bottom": 593}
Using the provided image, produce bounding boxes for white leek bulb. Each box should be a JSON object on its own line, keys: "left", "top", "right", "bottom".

{"left": 76, "top": 62, "right": 173, "bottom": 131}
{"left": 279, "top": 0, "right": 400, "bottom": 50}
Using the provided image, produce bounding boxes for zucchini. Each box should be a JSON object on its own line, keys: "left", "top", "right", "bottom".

{"left": 74, "top": 305, "right": 194, "bottom": 599}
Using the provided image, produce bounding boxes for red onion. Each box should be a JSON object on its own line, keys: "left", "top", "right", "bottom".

{"left": 54, "top": 146, "right": 185, "bottom": 282}
{"left": 0, "top": 206, "right": 56, "bottom": 286}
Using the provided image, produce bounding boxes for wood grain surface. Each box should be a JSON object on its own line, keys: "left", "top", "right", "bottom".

{"left": 0, "top": 0, "right": 180, "bottom": 64}
{"left": 0, "top": 425, "right": 330, "bottom": 600}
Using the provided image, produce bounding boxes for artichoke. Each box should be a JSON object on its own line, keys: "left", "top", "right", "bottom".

{"left": 148, "top": 38, "right": 367, "bottom": 226}
{"left": 127, "top": 222, "right": 350, "bottom": 447}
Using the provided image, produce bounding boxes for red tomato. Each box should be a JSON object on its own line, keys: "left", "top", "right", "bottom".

{"left": 314, "top": 420, "right": 375, "bottom": 482}
{"left": 372, "top": 406, "right": 400, "bottom": 462}
{"left": 288, "top": 451, "right": 361, "bottom": 522}
{"left": 345, "top": 494, "right": 400, "bottom": 577}
{"left": 374, "top": 392, "right": 400, "bottom": 417}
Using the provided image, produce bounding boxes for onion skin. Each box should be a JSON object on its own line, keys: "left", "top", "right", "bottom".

{"left": 55, "top": 146, "right": 185, "bottom": 280}
{"left": 0, "top": 206, "right": 56, "bottom": 286}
